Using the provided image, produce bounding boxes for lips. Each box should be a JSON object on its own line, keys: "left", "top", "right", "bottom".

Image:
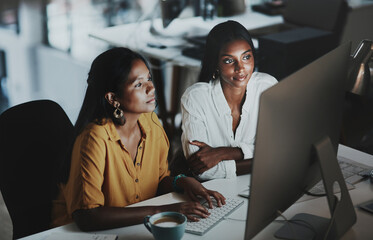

{"left": 146, "top": 98, "right": 155, "bottom": 103}
{"left": 234, "top": 74, "right": 247, "bottom": 81}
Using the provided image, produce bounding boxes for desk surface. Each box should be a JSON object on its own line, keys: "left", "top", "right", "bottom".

{"left": 89, "top": 10, "right": 283, "bottom": 68}
{"left": 20, "top": 144, "right": 373, "bottom": 240}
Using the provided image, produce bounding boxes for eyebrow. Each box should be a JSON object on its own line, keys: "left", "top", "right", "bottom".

{"left": 220, "top": 49, "right": 252, "bottom": 57}
{"left": 128, "top": 72, "right": 150, "bottom": 85}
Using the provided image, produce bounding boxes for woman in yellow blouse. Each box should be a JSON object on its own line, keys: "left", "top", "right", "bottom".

{"left": 51, "top": 47, "right": 225, "bottom": 231}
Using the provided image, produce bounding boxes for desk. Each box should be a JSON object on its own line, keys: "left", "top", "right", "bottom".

{"left": 20, "top": 144, "right": 373, "bottom": 240}
{"left": 89, "top": 11, "right": 283, "bottom": 68}
{"left": 89, "top": 10, "right": 283, "bottom": 138}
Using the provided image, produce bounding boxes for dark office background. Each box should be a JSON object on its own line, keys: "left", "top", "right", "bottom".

{"left": 0, "top": 0, "right": 373, "bottom": 238}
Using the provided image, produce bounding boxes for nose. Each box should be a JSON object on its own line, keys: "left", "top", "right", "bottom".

{"left": 146, "top": 81, "right": 155, "bottom": 95}
{"left": 235, "top": 61, "right": 244, "bottom": 73}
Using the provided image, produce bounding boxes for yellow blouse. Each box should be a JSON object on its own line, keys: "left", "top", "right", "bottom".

{"left": 51, "top": 112, "right": 170, "bottom": 227}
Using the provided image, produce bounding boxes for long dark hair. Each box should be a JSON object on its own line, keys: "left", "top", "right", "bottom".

{"left": 59, "top": 47, "right": 151, "bottom": 184}
{"left": 198, "top": 20, "right": 256, "bottom": 83}
{"left": 74, "top": 47, "right": 151, "bottom": 136}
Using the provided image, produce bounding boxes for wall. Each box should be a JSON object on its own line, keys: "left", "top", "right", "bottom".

{"left": 0, "top": 0, "right": 90, "bottom": 123}
{"left": 0, "top": 1, "right": 41, "bottom": 107}
{"left": 35, "top": 45, "right": 89, "bottom": 123}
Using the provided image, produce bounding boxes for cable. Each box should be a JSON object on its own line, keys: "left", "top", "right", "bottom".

{"left": 305, "top": 190, "right": 327, "bottom": 197}
{"left": 277, "top": 210, "right": 297, "bottom": 239}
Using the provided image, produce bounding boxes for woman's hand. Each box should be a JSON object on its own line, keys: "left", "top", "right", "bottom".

{"left": 162, "top": 202, "right": 210, "bottom": 221}
{"left": 187, "top": 140, "right": 223, "bottom": 174}
{"left": 178, "top": 177, "right": 226, "bottom": 209}
{"left": 188, "top": 140, "right": 245, "bottom": 174}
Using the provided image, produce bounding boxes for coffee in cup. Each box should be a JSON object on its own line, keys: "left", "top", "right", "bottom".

{"left": 144, "top": 212, "right": 186, "bottom": 240}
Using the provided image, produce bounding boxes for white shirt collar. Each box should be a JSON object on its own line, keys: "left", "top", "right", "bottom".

{"left": 211, "top": 74, "right": 256, "bottom": 116}
{"left": 212, "top": 78, "right": 231, "bottom": 116}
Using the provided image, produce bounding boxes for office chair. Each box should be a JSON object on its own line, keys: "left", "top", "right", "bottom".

{"left": 0, "top": 100, "right": 74, "bottom": 239}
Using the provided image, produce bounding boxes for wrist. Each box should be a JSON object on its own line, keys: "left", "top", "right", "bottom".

{"left": 220, "top": 147, "right": 243, "bottom": 161}
{"left": 156, "top": 204, "right": 168, "bottom": 214}
{"left": 172, "top": 174, "right": 187, "bottom": 193}
{"left": 215, "top": 147, "right": 230, "bottom": 162}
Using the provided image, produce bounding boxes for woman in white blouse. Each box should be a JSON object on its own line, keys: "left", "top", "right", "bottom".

{"left": 181, "top": 20, "right": 277, "bottom": 181}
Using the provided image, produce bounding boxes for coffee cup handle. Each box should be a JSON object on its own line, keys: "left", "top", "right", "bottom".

{"left": 144, "top": 215, "right": 152, "bottom": 233}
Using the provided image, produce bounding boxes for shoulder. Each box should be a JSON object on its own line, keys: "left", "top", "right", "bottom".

{"left": 76, "top": 121, "right": 112, "bottom": 145}
{"left": 248, "top": 72, "right": 278, "bottom": 93}
{"left": 140, "top": 112, "right": 162, "bottom": 129}
{"left": 80, "top": 122, "right": 108, "bottom": 138}
{"left": 182, "top": 82, "right": 211, "bottom": 98}
{"left": 181, "top": 82, "right": 213, "bottom": 107}
{"left": 250, "top": 72, "right": 278, "bottom": 86}
{"left": 73, "top": 122, "right": 111, "bottom": 154}
{"left": 140, "top": 112, "right": 169, "bottom": 145}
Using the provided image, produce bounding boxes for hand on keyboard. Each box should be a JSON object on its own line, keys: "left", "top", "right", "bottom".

{"left": 167, "top": 176, "right": 226, "bottom": 221}
{"left": 176, "top": 177, "right": 226, "bottom": 209}
{"left": 185, "top": 197, "right": 244, "bottom": 235}
{"left": 164, "top": 201, "right": 211, "bottom": 221}
{"left": 186, "top": 197, "right": 222, "bottom": 222}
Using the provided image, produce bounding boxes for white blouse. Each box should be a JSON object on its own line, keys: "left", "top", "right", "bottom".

{"left": 181, "top": 72, "right": 277, "bottom": 180}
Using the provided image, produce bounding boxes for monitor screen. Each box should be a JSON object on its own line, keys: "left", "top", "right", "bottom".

{"left": 245, "top": 43, "right": 356, "bottom": 239}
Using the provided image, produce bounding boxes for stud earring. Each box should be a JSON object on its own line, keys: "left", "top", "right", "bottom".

{"left": 212, "top": 69, "right": 219, "bottom": 80}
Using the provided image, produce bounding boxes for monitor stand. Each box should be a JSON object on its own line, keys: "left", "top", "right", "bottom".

{"left": 275, "top": 136, "right": 357, "bottom": 240}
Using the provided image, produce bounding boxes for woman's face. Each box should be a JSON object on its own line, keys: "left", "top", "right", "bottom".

{"left": 117, "top": 59, "right": 156, "bottom": 114}
{"left": 217, "top": 39, "right": 254, "bottom": 89}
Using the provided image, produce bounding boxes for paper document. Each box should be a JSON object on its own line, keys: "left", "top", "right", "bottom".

{"left": 44, "top": 232, "right": 118, "bottom": 240}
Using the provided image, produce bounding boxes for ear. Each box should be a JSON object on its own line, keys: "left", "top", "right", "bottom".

{"left": 105, "top": 92, "right": 116, "bottom": 106}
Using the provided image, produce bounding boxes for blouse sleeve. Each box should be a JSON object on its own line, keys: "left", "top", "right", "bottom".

{"left": 152, "top": 113, "right": 171, "bottom": 182}
{"left": 181, "top": 93, "right": 236, "bottom": 180}
{"left": 235, "top": 142, "right": 254, "bottom": 159}
{"left": 180, "top": 101, "right": 208, "bottom": 159}
{"left": 65, "top": 129, "right": 106, "bottom": 215}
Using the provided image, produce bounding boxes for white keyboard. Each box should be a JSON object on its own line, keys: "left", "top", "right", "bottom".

{"left": 185, "top": 197, "right": 244, "bottom": 235}
{"left": 309, "top": 156, "right": 372, "bottom": 195}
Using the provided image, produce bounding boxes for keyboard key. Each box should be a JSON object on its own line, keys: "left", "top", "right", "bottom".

{"left": 185, "top": 197, "right": 244, "bottom": 235}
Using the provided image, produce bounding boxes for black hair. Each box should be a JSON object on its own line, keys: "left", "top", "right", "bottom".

{"left": 198, "top": 20, "right": 256, "bottom": 83}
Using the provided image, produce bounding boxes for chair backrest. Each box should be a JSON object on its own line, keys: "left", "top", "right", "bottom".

{"left": 0, "top": 100, "right": 74, "bottom": 239}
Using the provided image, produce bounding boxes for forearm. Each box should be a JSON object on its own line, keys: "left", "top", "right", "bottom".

{"left": 156, "top": 176, "right": 174, "bottom": 195}
{"left": 73, "top": 177, "right": 179, "bottom": 232}
{"left": 235, "top": 158, "right": 253, "bottom": 175}
{"left": 73, "top": 205, "right": 168, "bottom": 231}
{"left": 217, "top": 147, "right": 252, "bottom": 175}
{"left": 217, "top": 147, "right": 244, "bottom": 162}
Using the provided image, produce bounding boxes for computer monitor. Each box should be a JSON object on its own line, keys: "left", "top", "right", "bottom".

{"left": 245, "top": 43, "right": 356, "bottom": 239}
